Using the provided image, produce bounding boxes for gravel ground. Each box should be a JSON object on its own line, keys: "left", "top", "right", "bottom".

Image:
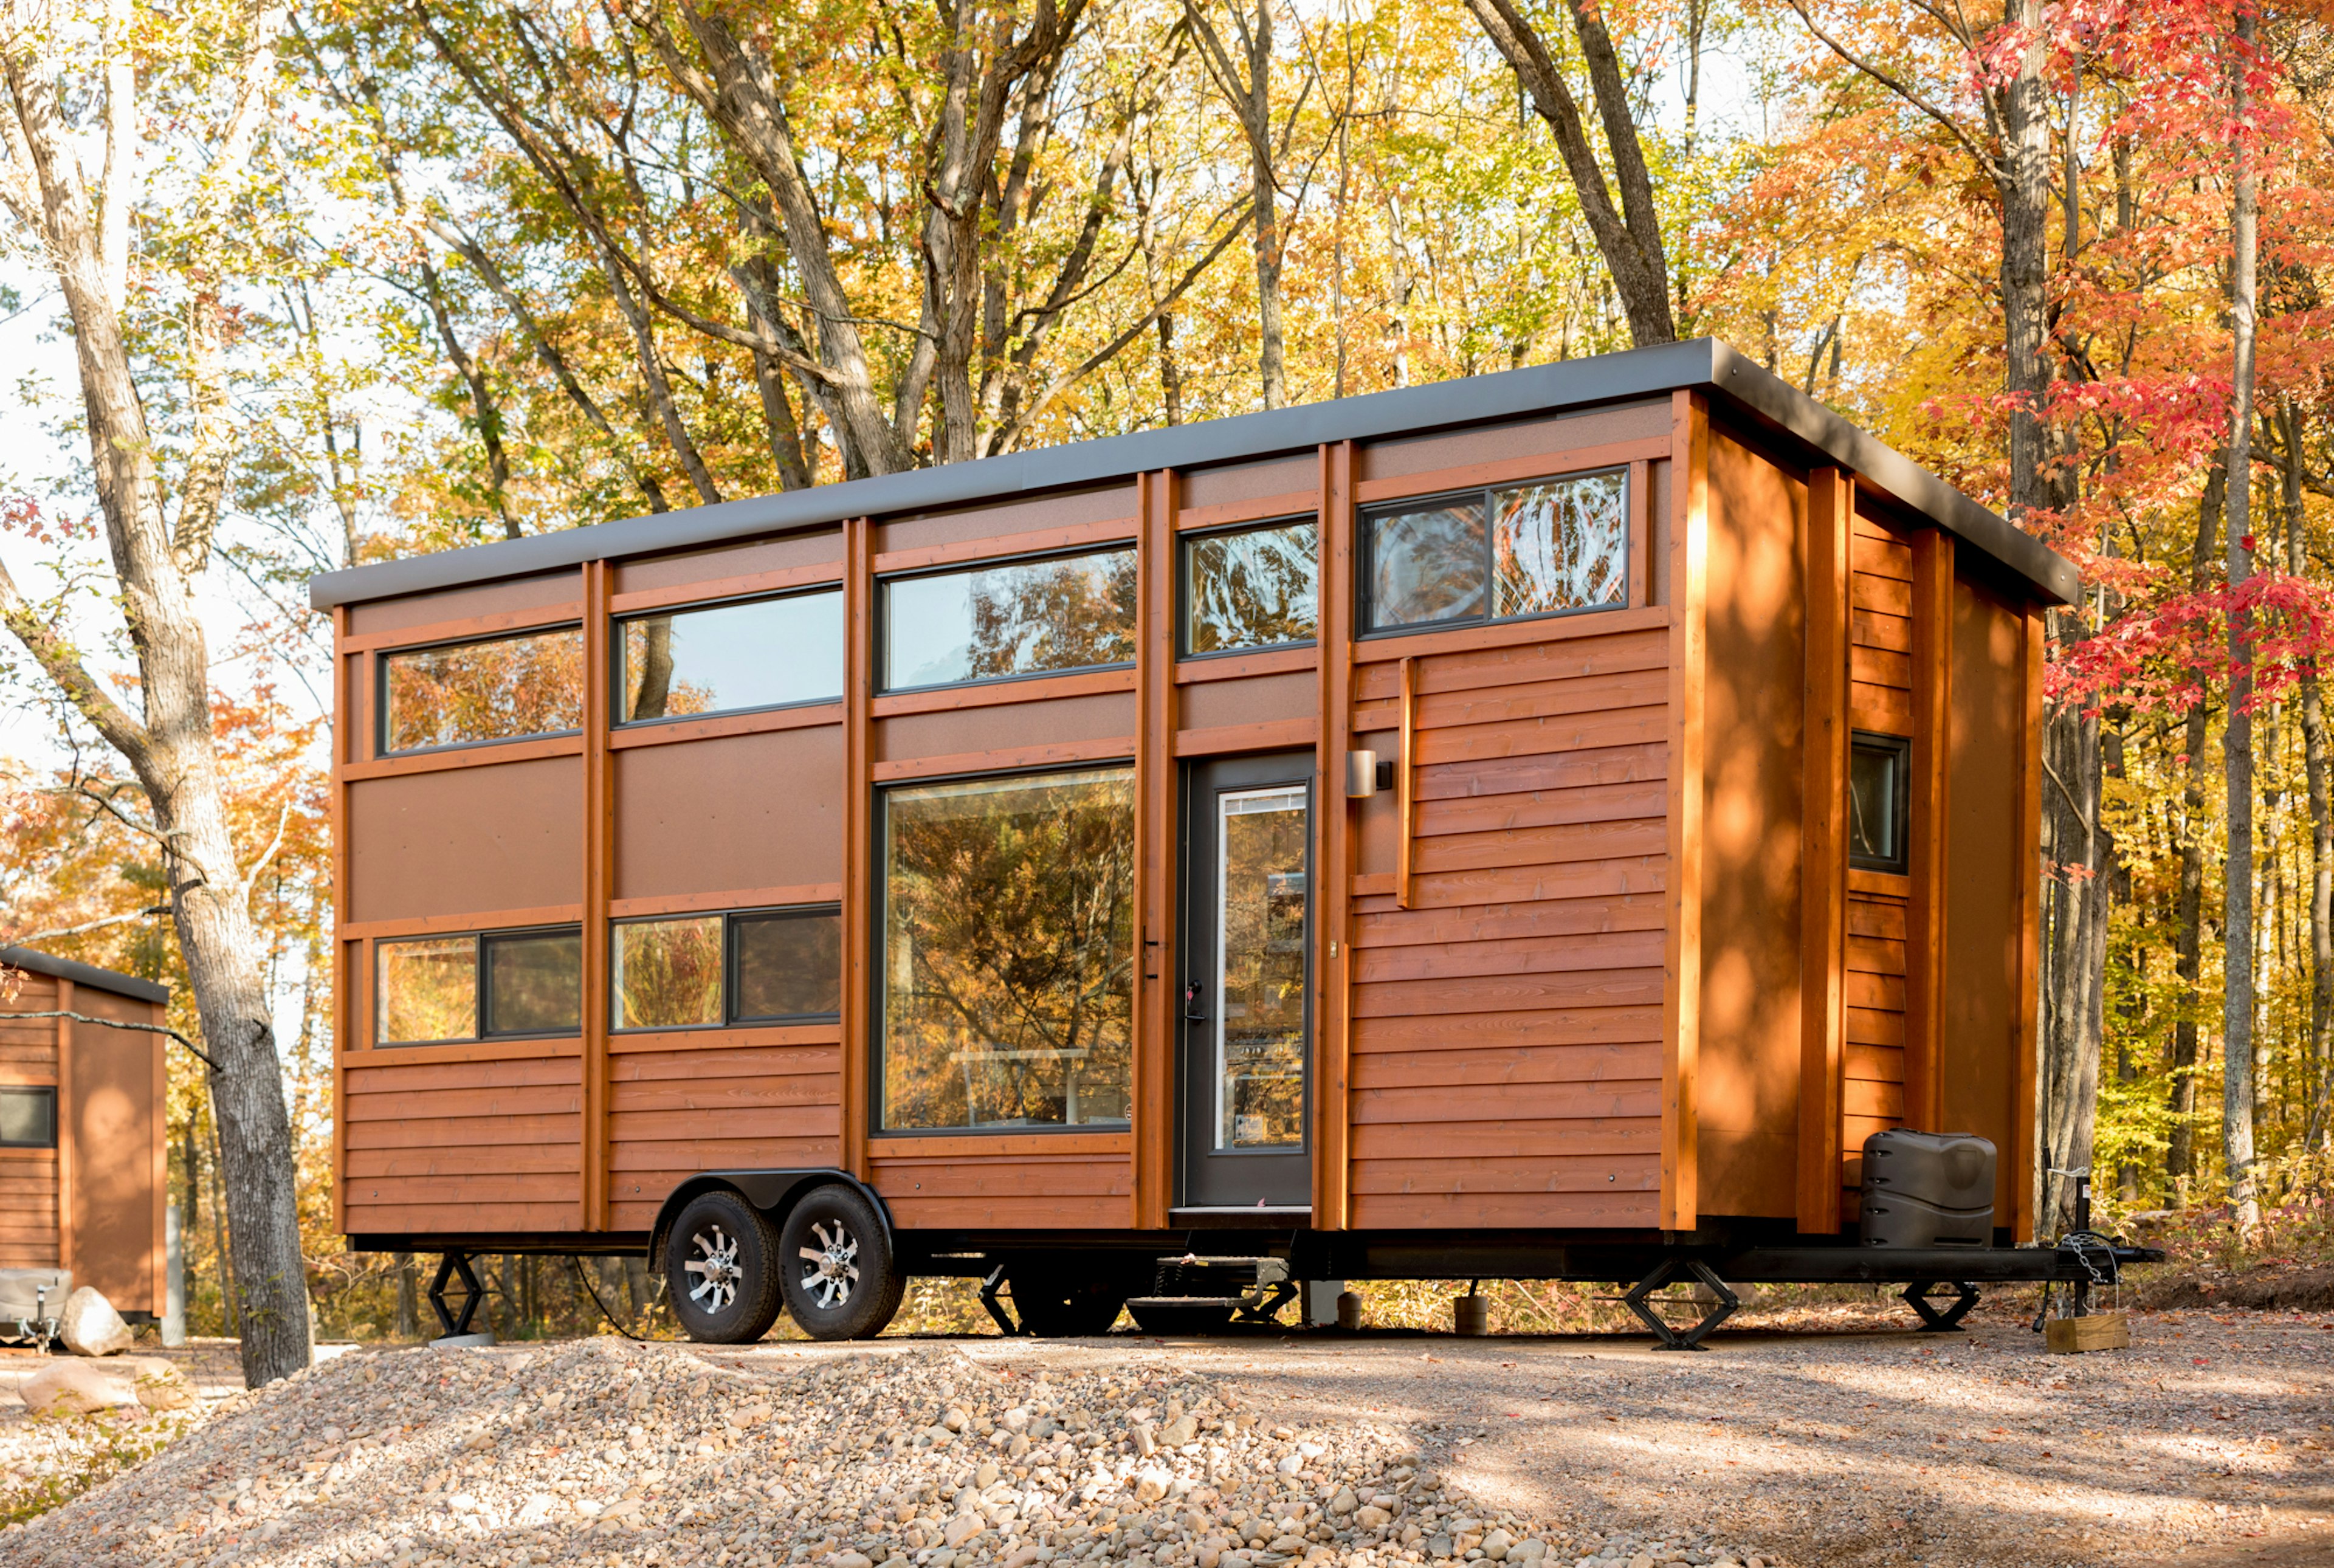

{"left": 0, "top": 1306, "right": 2327, "bottom": 1568}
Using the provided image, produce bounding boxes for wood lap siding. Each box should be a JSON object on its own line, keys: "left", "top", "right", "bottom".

{"left": 1850, "top": 519, "right": 1915, "bottom": 735}
{"left": 870, "top": 1146, "right": 1133, "bottom": 1230}
{"left": 607, "top": 1036, "right": 842, "bottom": 1231}
{"left": 1347, "top": 625, "right": 1668, "bottom": 1227}
{"left": 1842, "top": 518, "right": 1915, "bottom": 1208}
{"left": 343, "top": 1054, "right": 583, "bottom": 1232}
{"left": 0, "top": 978, "right": 60, "bottom": 1267}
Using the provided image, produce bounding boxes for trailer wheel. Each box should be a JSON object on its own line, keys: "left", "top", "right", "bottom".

{"left": 1006, "top": 1267, "right": 1127, "bottom": 1336}
{"left": 666, "top": 1189, "right": 784, "bottom": 1344}
{"left": 777, "top": 1183, "right": 904, "bottom": 1341}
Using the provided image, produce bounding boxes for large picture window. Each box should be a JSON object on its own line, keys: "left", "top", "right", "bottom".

{"left": 375, "top": 927, "right": 580, "bottom": 1045}
{"left": 881, "top": 546, "right": 1137, "bottom": 692}
{"left": 880, "top": 767, "right": 1135, "bottom": 1131}
{"left": 612, "top": 907, "right": 842, "bottom": 1030}
{"left": 380, "top": 628, "right": 584, "bottom": 755}
{"left": 1362, "top": 469, "right": 1627, "bottom": 634}
{"left": 619, "top": 590, "right": 844, "bottom": 724}
{"left": 1181, "top": 519, "right": 1318, "bottom": 656}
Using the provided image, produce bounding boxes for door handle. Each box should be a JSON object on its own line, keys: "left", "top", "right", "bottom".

{"left": 1183, "top": 980, "right": 1208, "bottom": 1025}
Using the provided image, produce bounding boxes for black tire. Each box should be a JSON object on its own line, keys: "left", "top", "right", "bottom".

{"left": 1007, "top": 1267, "right": 1127, "bottom": 1336}
{"left": 778, "top": 1183, "right": 904, "bottom": 1340}
{"left": 665, "top": 1189, "right": 784, "bottom": 1345}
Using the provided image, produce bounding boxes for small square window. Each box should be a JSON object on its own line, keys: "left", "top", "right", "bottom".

{"left": 0, "top": 1087, "right": 55, "bottom": 1149}
{"left": 1362, "top": 469, "right": 1627, "bottom": 636}
{"left": 1849, "top": 734, "right": 1910, "bottom": 872}
{"left": 731, "top": 909, "right": 842, "bottom": 1022}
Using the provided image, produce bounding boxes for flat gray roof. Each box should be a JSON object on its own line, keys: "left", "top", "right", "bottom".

{"left": 309, "top": 338, "right": 2079, "bottom": 611}
{"left": 0, "top": 946, "right": 170, "bottom": 1005}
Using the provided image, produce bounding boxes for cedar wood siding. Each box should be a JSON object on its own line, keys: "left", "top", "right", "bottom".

{"left": 1342, "top": 401, "right": 1672, "bottom": 1229}
{"left": 0, "top": 973, "right": 62, "bottom": 1268}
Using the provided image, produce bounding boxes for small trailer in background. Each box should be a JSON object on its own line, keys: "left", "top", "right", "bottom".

{"left": 311, "top": 339, "right": 2147, "bottom": 1348}
{"left": 0, "top": 946, "right": 171, "bottom": 1329}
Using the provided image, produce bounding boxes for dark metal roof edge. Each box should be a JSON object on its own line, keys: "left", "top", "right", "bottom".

{"left": 1702, "top": 344, "right": 2080, "bottom": 607}
{"left": 0, "top": 946, "right": 170, "bottom": 1005}
{"left": 309, "top": 337, "right": 2078, "bottom": 610}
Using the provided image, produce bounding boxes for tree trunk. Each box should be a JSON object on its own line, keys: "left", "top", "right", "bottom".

{"left": 2040, "top": 687, "right": 2109, "bottom": 1235}
{"left": 1185, "top": 0, "right": 1288, "bottom": 407}
{"left": 2223, "top": 7, "right": 2261, "bottom": 1233}
{"left": 2170, "top": 460, "right": 2226, "bottom": 1190}
{"left": 2282, "top": 403, "right": 2334, "bottom": 1148}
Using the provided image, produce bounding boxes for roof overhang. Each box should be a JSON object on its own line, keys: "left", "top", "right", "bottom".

{"left": 0, "top": 946, "right": 170, "bottom": 1005}
{"left": 308, "top": 338, "right": 2080, "bottom": 612}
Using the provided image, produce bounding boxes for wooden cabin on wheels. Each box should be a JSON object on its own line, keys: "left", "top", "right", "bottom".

{"left": 312, "top": 339, "right": 2141, "bottom": 1349}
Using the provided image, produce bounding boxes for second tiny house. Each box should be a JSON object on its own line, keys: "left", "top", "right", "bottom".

{"left": 314, "top": 339, "right": 2076, "bottom": 1343}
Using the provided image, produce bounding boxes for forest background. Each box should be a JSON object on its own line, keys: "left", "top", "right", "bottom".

{"left": 0, "top": 0, "right": 2329, "bottom": 1350}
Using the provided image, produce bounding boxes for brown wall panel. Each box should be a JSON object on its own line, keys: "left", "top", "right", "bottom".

{"left": 345, "top": 571, "right": 579, "bottom": 638}
{"left": 1943, "top": 574, "right": 2027, "bottom": 1222}
{"left": 878, "top": 486, "right": 1136, "bottom": 556}
{"left": 614, "top": 727, "right": 843, "bottom": 900}
{"left": 876, "top": 692, "right": 1137, "bottom": 762}
{"left": 870, "top": 1147, "right": 1133, "bottom": 1229}
{"left": 1177, "top": 455, "right": 1315, "bottom": 511}
{"left": 0, "top": 1152, "right": 59, "bottom": 1267}
{"left": 613, "top": 530, "right": 844, "bottom": 596}
{"left": 1357, "top": 402, "right": 1668, "bottom": 485}
{"left": 65, "top": 1005, "right": 161, "bottom": 1312}
{"left": 343, "top": 1054, "right": 583, "bottom": 1231}
{"left": 1177, "top": 670, "right": 1315, "bottom": 731}
{"left": 1693, "top": 426, "right": 1807, "bottom": 1220}
{"left": 606, "top": 1039, "right": 842, "bottom": 1227}
{"left": 348, "top": 758, "right": 581, "bottom": 924}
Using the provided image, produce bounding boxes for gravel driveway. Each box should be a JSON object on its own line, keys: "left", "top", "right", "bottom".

{"left": 0, "top": 1305, "right": 2325, "bottom": 1568}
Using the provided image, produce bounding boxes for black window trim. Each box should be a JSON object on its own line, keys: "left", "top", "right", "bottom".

{"left": 373, "top": 923, "right": 583, "bottom": 1047}
{"left": 1848, "top": 731, "right": 1913, "bottom": 874}
{"left": 610, "top": 583, "right": 847, "bottom": 730}
{"left": 874, "top": 539, "right": 1138, "bottom": 696}
{"left": 1355, "top": 464, "right": 1632, "bottom": 640}
{"left": 374, "top": 623, "right": 587, "bottom": 760}
{"left": 608, "top": 904, "right": 845, "bottom": 1034}
{"left": 0, "top": 1085, "right": 57, "bottom": 1150}
{"left": 1175, "top": 514, "right": 1322, "bottom": 662}
{"left": 869, "top": 758, "right": 1139, "bottom": 1140}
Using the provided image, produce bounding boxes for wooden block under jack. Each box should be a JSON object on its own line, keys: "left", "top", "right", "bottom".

{"left": 2045, "top": 1312, "right": 2131, "bottom": 1353}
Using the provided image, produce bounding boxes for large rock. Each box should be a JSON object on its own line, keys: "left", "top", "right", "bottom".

{"left": 58, "top": 1286, "right": 133, "bottom": 1356}
{"left": 17, "top": 1353, "right": 193, "bottom": 1415}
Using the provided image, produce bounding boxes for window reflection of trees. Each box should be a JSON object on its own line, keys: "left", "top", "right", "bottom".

{"left": 889, "top": 550, "right": 1137, "bottom": 689}
{"left": 1185, "top": 523, "right": 1318, "bottom": 654}
{"left": 614, "top": 916, "right": 724, "bottom": 1028}
{"left": 382, "top": 629, "right": 584, "bottom": 752}
{"left": 1492, "top": 473, "right": 1626, "bottom": 616}
{"left": 882, "top": 768, "right": 1135, "bottom": 1130}
{"left": 377, "top": 936, "right": 477, "bottom": 1043}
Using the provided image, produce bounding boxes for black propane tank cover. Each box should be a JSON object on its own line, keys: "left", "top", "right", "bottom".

{"left": 1857, "top": 1129, "right": 1997, "bottom": 1248}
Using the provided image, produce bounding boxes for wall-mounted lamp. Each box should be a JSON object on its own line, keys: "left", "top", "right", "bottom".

{"left": 1345, "top": 749, "right": 1396, "bottom": 799}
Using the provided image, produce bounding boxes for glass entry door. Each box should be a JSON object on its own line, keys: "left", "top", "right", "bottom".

{"left": 1179, "top": 754, "right": 1312, "bottom": 1209}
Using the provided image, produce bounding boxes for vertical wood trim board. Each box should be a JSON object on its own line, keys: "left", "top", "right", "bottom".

{"left": 1906, "top": 530, "right": 1954, "bottom": 1132}
{"left": 842, "top": 518, "right": 874, "bottom": 1180}
{"left": 1797, "top": 468, "right": 1852, "bottom": 1234}
{"left": 1628, "top": 458, "right": 1651, "bottom": 608}
{"left": 1314, "top": 441, "right": 1356, "bottom": 1230}
{"left": 1662, "top": 390, "right": 1710, "bottom": 1231}
{"left": 1134, "top": 469, "right": 1178, "bottom": 1228}
{"left": 580, "top": 561, "right": 614, "bottom": 1228}
{"left": 54, "top": 978, "right": 74, "bottom": 1278}
{"left": 330, "top": 605, "right": 351, "bottom": 1234}
{"left": 2014, "top": 603, "right": 2046, "bottom": 1240}
{"left": 151, "top": 992, "right": 167, "bottom": 1312}
{"left": 1394, "top": 656, "right": 1417, "bottom": 909}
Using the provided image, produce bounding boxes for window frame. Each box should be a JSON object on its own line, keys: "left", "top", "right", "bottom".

{"left": 374, "top": 624, "right": 586, "bottom": 760}
{"left": 1356, "top": 465, "right": 1631, "bottom": 639}
{"left": 871, "top": 761, "right": 1138, "bottom": 1140}
{"left": 0, "top": 1085, "right": 57, "bottom": 1150}
{"left": 1847, "top": 731, "right": 1913, "bottom": 874}
{"left": 1176, "top": 515, "right": 1321, "bottom": 662}
{"left": 875, "top": 541, "right": 1139, "bottom": 696}
{"left": 607, "top": 905, "right": 845, "bottom": 1034}
{"left": 610, "top": 585, "right": 846, "bottom": 730}
{"left": 373, "top": 924, "right": 583, "bottom": 1047}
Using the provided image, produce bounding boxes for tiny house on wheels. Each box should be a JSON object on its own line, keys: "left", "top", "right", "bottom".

{"left": 311, "top": 339, "right": 2138, "bottom": 1350}
{"left": 0, "top": 947, "right": 170, "bottom": 1324}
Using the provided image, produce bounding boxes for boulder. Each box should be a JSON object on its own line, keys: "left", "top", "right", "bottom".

{"left": 58, "top": 1287, "right": 133, "bottom": 1357}
{"left": 19, "top": 1358, "right": 136, "bottom": 1414}
{"left": 129, "top": 1358, "right": 198, "bottom": 1410}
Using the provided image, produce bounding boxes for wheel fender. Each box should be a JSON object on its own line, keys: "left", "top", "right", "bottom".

{"left": 647, "top": 1169, "right": 895, "bottom": 1276}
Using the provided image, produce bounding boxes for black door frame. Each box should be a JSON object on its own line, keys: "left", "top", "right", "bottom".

{"left": 1176, "top": 751, "right": 1315, "bottom": 1211}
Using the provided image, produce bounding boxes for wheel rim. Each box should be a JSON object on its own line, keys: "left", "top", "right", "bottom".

{"left": 797, "top": 1218, "right": 860, "bottom": 1310}
{"left": 685, "top": 1223, "right": 743, "bottom": 1316}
